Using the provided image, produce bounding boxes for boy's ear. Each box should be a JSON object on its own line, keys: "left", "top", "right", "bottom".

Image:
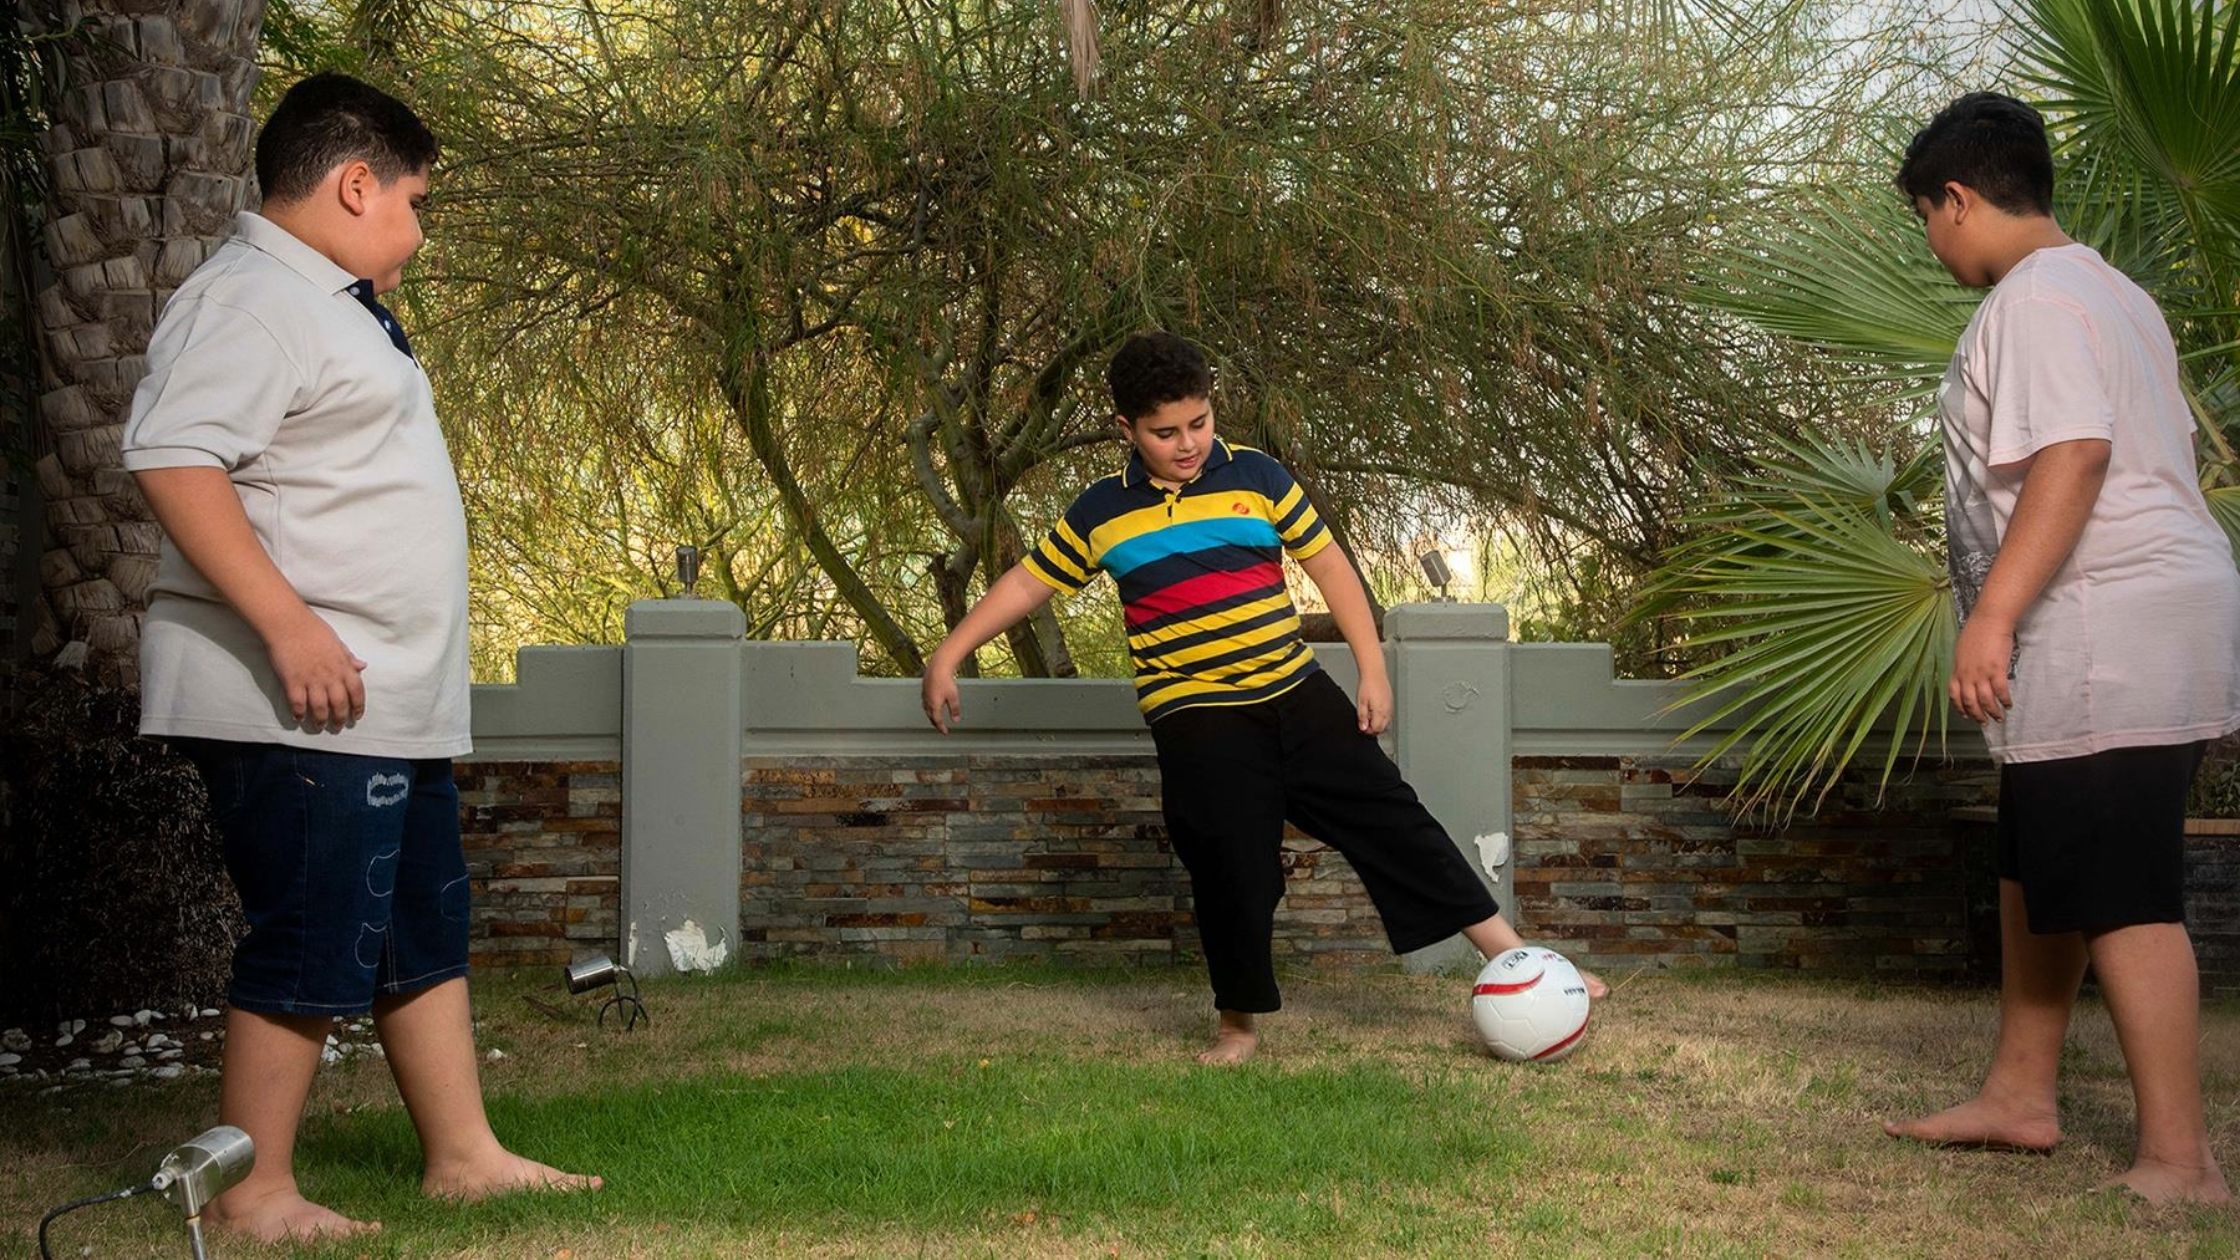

{"left": 335, "top": 159, "right": 378, "bottom": 216}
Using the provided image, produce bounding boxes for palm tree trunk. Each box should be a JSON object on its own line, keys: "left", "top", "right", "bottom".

{"left": 21, "top": 0, "right": 262, "bottom": 686}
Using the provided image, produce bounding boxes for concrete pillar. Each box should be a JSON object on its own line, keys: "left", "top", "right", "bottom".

{"left": 621, "top": 597, "right": 745, "bottom": 977}
{"left": 1386, "top": 602, "right": 1513, "bottom": 974}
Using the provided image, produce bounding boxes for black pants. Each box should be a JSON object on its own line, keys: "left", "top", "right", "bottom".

{"left": 1150, "top": 670, "right": 1501, "bottom": 1013}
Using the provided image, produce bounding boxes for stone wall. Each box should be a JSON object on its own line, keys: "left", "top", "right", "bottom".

{"left": 458, "top": 760, "right": 621, "bottom": 971}
{"left": 1511, "top": 754, "right": 2002, "bottom": 980}
{"left": 737, "top": 755, "right": 1387, "bottom": 970}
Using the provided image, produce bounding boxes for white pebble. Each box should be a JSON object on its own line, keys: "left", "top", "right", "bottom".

{"left": 118, "top": 1055, "right": 146, "bottom": 1069}
{"left": 39, "top": 1086, "right": 61, "bottom": 1096}
{"left": 485, "top": 1048, "right": 506, "bottom": 1061}
{"left": 320, "top": 1046, "right": 341, "bottom": 1064}
{"left": 90, "top": 1032, "right": 122, "bottom": 1055}
{"left": 109, "top": 1015, "right": 136, "bottom": 1027}
{"left": 199, "top": 1008, "right": 220, "bottom": 1019}
{"left": 151, "top": 1065, "right": 183, "bottom": 1080}
{"left": 158, "top": 1048, "right": 183, "bottom": 1061}
{"left": 66, "top": 1058, "right": 90, "bottom": 1071}
{"left": 0, "top": 1053, "right": 19, "bottom": 1067}
{"left": 2, "top": 1030, "right": 29, "bottom": 1051}
{"left": 135, "top": 1010, "right": 158, "bottom": 1026}
{"left": 53, "top": 1033, "right": 72, "bottom": 1048}
{"left": 199, "top": 1032, "right": 215, "bottom": 1042}
{"left": 145, "top": 1033, "right": 171, "bottom": 1049}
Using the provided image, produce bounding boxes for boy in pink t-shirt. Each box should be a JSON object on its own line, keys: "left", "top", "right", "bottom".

{"left": 1882, "top": 93, "right": 2240, "bottom": 1206}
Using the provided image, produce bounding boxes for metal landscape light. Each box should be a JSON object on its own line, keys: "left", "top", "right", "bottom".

{"left": 564, "top": 954, "right": 649, "bottom": 1030}
{"left": 1418, "top": 548, "right": 1455, "bottom": 602}
{"left": 40, "top": 1125, "right": 254, "bottom": 1260}
{"left": 675, "top": 544, "right": 701, "bottom": 597}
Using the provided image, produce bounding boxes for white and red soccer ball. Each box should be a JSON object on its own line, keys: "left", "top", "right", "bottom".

{"left": 1471, "top": 947, "right": 1591, "bottom": 1062}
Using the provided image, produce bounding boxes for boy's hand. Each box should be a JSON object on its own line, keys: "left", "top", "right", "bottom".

{"left": 1356, "top": 674, "right": 1393, "bottom": 735}
{"left": 1949, "top": 616, "right": 2014, "bottom": 725}
{"left": 922, "top": 661, "right": 962, "bottom": 734}
{"left": 267, "top": 611, "right": 367, "bottom": 731}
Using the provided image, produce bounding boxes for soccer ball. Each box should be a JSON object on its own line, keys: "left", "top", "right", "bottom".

{"left": 1471, "top": 947, "right": 1592, "bottom": 1062}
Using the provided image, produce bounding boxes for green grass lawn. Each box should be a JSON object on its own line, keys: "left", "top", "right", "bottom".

{"left": 9, "top": 963, "right": 2240, "bottom": 1257}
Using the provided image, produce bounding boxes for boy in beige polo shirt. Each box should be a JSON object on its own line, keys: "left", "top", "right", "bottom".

{"left": 122, "top": 73, "right": 597, "bottom": 1241}
{"left": 1882, "top": 93, "right": 2240, "bottom": 1206}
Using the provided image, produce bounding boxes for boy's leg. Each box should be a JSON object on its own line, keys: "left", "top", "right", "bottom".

{"left": 2086, "top": 922, "right": 2230, "bottom": 1203}
{"left": 1268, "top": 675, "right": 1610, "bottom": 989}
{"left": 1884, "top": 878, "right": 2083, "bottom": 1151}
{"left": 1152, "top": 703, "right": 1289, "bottom": 1063}
{"left": 207, "top": 1009, "right": 379, "bottom": 1240}
{"left": 376, "top": 758, "right": 599, "bottom": 1198}
{"left": 179, "top": 740, "right": 400, "bottom": 1241}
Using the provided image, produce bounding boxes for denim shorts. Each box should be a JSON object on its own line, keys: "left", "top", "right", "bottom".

{"left": 178, "top": 740, "right": 472, "bottom": 1015}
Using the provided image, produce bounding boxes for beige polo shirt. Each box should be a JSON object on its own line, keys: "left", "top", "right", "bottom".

{"left": 122, "top": 212, "right": 472, "bottom": 758}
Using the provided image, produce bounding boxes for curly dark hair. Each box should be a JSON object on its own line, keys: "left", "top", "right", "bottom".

{"left": 1108, "top": 331, "right": 1214, "bottom": 421}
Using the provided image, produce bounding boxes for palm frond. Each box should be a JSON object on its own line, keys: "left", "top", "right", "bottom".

{"left": 1696, "top": 188, "right": 1977, "bottom": 391}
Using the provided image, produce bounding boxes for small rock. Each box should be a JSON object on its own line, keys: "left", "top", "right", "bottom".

{"left": 53, "top": 1033, "right": 72, "bottom": 1048}
{"left": 320, "top": 1046, "right": 341, "bottom": 1065}
{"left": 485, "top": 1048, "right": 506, "bottom": 1062}
{"left": 2, "top": 1029, "right": 28, "bottom": 1052}
{"left": 119, "top": 1042, "right": 142, "bottom": 1057}
{"left": 151, "top": 1064, "right": 183, "bottom": 1080}
{"left": 66, "top": 1058, "right": 90, "bottom": 1071}
{"left": 0, "top": 1053, "right": 19, "bottom": 1067}
{"left": 90, "top": 1031, "right": 123, "bottom": 1055}
{"left": 118, "top": 1055, "right": 147, "bottom": 1069}
{"left": 110, "top": 1015, "right": 137, "bottom": 1028}
{"left": 39, "top": 1086, "right": 62, "bottom": 1096}
{"left": 199, "top": 1008, "right": 220, "bottom": 1019}
{"left": 158, "top": 1048, "right": 183, "bottom": 1061}
{"left": 199, "top": 1032, "right": 215, "bottom": 1042}
{"left": 146, "top": 1033, "right": 171, "bottom": 1049}
{"left": 324, "top": 1034, "right": 339, "bottom": 1046}
{"left": 134, "top": 1009, "right": 158, "bottom": 1026}
{"left": 58, "top": 1019, "right": 83, "bottom": 1035}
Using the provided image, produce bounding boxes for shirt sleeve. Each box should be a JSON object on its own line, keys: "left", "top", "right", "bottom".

{"left": 1257, "top": 456, "right": 1333, "bottom": 561}
{"left": 121, "top": 297, "right": 305, "bottom": 472}
{"left": 1022, "top": 496, "right": 1101, "bottom": 595}
{"left": 1975, "top": 296, "right": 2118, "bottom": 468}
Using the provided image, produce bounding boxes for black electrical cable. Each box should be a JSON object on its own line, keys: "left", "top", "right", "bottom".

{"left": 38, "top": 1182, "right": 156, "bottom": 1260}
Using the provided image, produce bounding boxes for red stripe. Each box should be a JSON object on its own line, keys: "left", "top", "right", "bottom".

{"left": 1531, "top": 1015, "right": 1591, "bottom": 1060}
{"left": 1124, "top": 562, "right": 1283, "bottom": 628}
{"left": 1472, "top": 975, "right": 1542, "bottom": 997}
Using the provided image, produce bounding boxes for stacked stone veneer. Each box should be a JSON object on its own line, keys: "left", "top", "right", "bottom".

{"left": 454, "top": 749, "right": 2240, "bottom": 992}
{"left": 458, "top": 761, "right": 620, "bottom": 970}
{"left": 1511, "top": 755, "right": 2003, "bottom": 980}
{"left": 738, "top": 755, "right": 1388, "bottom": 969}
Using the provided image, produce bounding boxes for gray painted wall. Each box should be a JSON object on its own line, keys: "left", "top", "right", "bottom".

{"left": 466, "top": 600, "right": 1978, "bottom": 977}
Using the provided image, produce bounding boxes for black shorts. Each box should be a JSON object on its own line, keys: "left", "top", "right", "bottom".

{"left": 1997, "top": 740, "right": 2205, "bottom": 935}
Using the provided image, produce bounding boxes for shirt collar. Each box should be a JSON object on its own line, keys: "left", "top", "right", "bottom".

{"left": 231, "top": 212, "right": 359, "bottom": 296}
{"left": 1123, "top": 437, "right": 1233, "bottom": 489}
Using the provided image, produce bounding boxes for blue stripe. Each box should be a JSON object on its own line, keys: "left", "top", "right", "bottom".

{"left": 1103, "top": 516, "right": 1283, "bottom": 578}
{"left": 1113, "top": 544, "right": 1279, "bottom": 605}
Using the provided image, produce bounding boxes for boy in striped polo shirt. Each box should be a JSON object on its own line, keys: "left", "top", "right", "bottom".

{"left": 922, "top": 332, "right": 1604, "bottom": 1064}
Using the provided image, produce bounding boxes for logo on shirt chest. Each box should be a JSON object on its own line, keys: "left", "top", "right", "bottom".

{"left": 1231, "top": 501, "right": 1249, "bottom": 515}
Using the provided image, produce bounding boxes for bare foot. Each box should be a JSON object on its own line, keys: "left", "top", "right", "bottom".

{"left": 1883, "top": 1096, "right": 2060, "bottom": 1152}
{"left": 1197, "top": 1011, "right": 1258, "bottom": 1066}
{"left": 424, "top": 1148, "right": 603, "bottom": 1202}
{"left": 1579, "top": 968, "right": 1610, "bottom": 1001}
{"left": 2102, "top": 1158, "right": 2234, "bottom": 1206}
{"left": 207, "top": 1183, "right": 380, "bottom": 1243}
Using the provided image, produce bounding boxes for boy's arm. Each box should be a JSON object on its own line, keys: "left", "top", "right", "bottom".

{"left": 1951, "top": 437, "right": 2111, "bottom": 725}
{"left": 920, "top": 563, "right": 1059, "bottom": 733}
{"left": 1297, "top": 544, "right": 1391, "bottom": 734}
{"left": 134, "top": 466, "right": 366, "bottom": 731}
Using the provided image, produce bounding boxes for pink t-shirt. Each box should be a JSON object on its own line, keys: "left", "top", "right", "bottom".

{"left": 1940, "top": 243, "right": 2240, "bottom": 763}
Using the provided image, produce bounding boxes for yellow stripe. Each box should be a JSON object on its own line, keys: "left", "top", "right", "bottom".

{"left": 1054, "top": 518, "right": 1091, "bottom": 560}
{"left": 1125, "top": 591, "right": 1295, "bottom": 651}
{"left": 1083, "top": 489, "right": 1284, "bottom": 560}
{"left": 1133, "top": 614, "right": 1301, "bottom": 670}
{"left": 1287, "top": 530, "right": 1333, "bottom": 561}
{"left": 1137, "top": 648, "right": 1315, "bottom": 706}
{"left": 1022, "top": 553, "right": 1083, "bottom": 591}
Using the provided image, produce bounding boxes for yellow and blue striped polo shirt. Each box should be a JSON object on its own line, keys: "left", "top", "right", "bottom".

{"left": 1024, "top": 440, "right": 1334, "bottom": 722}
